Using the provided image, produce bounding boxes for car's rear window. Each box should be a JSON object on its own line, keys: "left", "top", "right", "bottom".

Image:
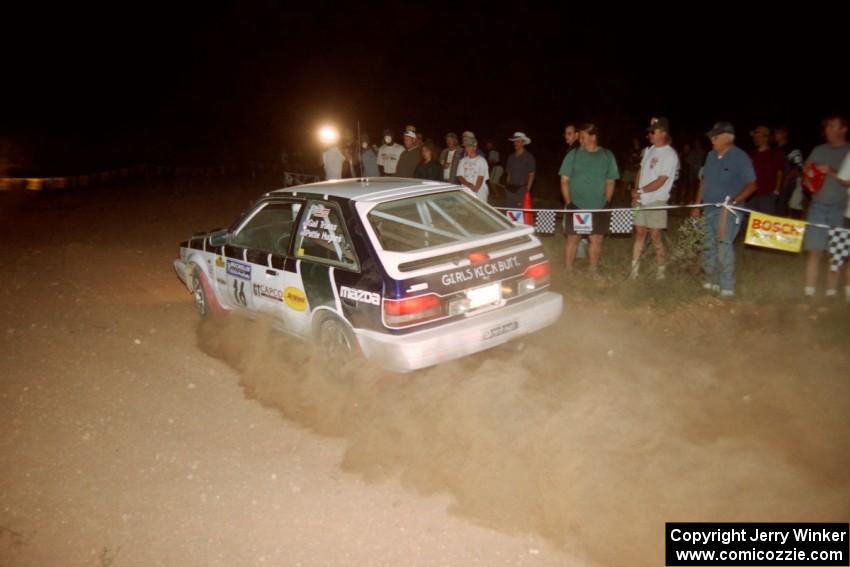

{"left": 367, "top": 190, "right": 513, "bottom": 252}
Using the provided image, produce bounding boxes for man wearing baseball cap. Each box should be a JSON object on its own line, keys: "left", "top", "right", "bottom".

{"left": 456, "top": 134, "right": 490, "bottom": 202}
{"left": 693, "top": 121, "right": 757, "bottom": 297}
{"left": 630, "top": 117, "right": 679, "bottom": 280}
{"left": 505, "top": 132, "right": 536, "bottom": 208}
{"left": 395, "top": 125, "right": 423, "bottom": 178}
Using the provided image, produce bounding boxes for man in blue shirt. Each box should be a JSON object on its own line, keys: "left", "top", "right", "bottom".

{"left": 693, "top": 121, "right": 757, "bottom": 297}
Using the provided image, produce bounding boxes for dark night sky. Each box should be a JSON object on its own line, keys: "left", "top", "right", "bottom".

{"left": 3, "top": 5, "right": 847, "bottom": 175}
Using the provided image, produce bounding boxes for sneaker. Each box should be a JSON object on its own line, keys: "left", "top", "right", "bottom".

{"left": 702, "top": 282, "right": 720, "bottom": 293}
{"left": 720, "top": 289, "right": 735, "bottom": 298}
{"left": 629, "top": 262, "right": 640, "bottom": 280}
{"left": 656, "top": 265, "right": 666, "bottom": 281}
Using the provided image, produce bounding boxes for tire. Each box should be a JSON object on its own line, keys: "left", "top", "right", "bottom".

{"left": 317, "top": 316, "right": 357, "bottom": 360}
{"left": 191, "top": 272, "right": 212, "bottom": 318}
{"left": 189, "top": 266, "right": 227, "bottom": 318}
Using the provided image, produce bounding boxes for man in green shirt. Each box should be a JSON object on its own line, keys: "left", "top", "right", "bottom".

{"left": 559, "top": 123, "right": 620, "bottom": 273}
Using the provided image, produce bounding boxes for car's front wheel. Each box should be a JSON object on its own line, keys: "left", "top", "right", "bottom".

{"left": 191, "top": 268, "right": 228, "bottom": 319}
{"left": 191, "top": 273, "right": 212, "bottom": 318}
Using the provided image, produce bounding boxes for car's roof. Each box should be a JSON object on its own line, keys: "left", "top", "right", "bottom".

{"left": 266, "top": 177, "right": 460, "bottom": 203}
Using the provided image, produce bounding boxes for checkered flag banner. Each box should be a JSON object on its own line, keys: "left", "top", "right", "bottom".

{"left": 828, "top": 227, "right": 850, "bottom": 272}
{"left": 535, "top": 210, "right": 557, "bottom": 234}
{"left": 609, "top": 209, "right": 634, "bottom": 234}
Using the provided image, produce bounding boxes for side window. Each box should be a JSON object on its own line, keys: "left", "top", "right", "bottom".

{"left": 230, "top": 201, "right": 302, "bottom": 255}
{"left": 293, "top": 201, "right": 359, "bottom": 270}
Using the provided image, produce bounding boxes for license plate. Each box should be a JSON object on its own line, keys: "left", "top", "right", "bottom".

{"left": 483, "top": 320, "right": 518, "bottom": 340}
{"left": 466, "top": 283, "right": 500, "bottom": 309}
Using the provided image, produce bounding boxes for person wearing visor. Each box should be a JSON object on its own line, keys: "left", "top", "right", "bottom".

{"left": 630, "top": 117, "right": 679, "bottom": 280}
{"left": 456, "top": 135, "right": 490, "bottom": 202}
{"left": 395, "top": 124, "right": 423, "bottom": 178}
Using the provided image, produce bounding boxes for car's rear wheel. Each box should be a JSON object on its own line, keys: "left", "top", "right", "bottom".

{"left": 317, "top": 317, "right": 356, "bottom": 360}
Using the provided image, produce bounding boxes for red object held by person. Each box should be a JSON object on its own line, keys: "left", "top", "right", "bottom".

{"left": 803, "top": 163, "right": 826, "bottom": 193}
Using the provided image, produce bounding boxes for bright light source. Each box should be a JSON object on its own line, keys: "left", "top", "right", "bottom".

{"left": 318, "top": 125, "right": 340, "bottom": 145}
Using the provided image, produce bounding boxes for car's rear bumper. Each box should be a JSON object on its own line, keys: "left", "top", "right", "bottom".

{"left": 355, "top": 291, "right": 562, "bottom": 372}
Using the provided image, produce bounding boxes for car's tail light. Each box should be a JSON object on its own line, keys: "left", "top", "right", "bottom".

{"left": 525, "top": 261, "right": 550, "bottom": 280}
{"left": 518, "top": 261, "right": 551, "bottom": 294}
{"left": 383, "top": 294, "right": 443, "bottom": 327}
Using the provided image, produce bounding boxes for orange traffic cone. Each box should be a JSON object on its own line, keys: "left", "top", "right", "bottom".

{"left": 522, "top": 191, "right": 534, "bottom": 226}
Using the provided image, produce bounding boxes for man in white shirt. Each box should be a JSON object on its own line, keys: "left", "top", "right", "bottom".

{"left": 456, "top": 136, "right": 489, "bottom": 202}
{"left": 630, "top": 117, "right": 680, "bottom": 280}
{"left": 376, "top": 129, "right": 404, "bottom": 176}
{"left": 440, "top": 132, "right": 461, "bottom": 181}
{"left": 322, "top": 145, "right": 345, "bottom": 180}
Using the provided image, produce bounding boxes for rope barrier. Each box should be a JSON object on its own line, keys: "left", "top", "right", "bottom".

{"left": 494, "top": 196, "right": 838, "bottom": 231}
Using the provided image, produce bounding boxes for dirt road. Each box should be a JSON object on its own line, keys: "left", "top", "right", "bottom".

{"left": 2, "top": 181, "right": 847, "bottom": 566}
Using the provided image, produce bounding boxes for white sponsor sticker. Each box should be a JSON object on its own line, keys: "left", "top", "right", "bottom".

{"left": 440, "top": 255, "right": 520, "bottom": 287}
{"left": 573, "top": 213, "right": 593, "bottom": 234}
{"left": 253, "top": 284, "right": 283, "bottom": 301}
{"left": 506, "top": 210, "right": 525, "bottom": 224}
{"left": 226, "top": 260, "right": 251, "bottom": 280}
{"left": 340, "top": 286, "right": 381, "bottom": 306}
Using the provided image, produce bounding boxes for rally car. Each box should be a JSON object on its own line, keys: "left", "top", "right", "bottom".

{"left": 173, "top": 178, "right": 562, "bottom": 372}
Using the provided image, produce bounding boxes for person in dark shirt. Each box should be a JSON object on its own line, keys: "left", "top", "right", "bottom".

{"left": 396, "top": 125, "right": 422, "bottom": 178}
{"left": 747, "top": 125, "right": 785, "bottom": 214}
{"left": 414, "top": 143, "right": 443, "bottom": 181}
{"left": 505, "top": 132, "right": 536, "bottom": 208}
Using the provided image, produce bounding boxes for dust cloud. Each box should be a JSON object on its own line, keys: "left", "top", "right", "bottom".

{"left": 197, "top": 303, "right": 850, "bottom": 566}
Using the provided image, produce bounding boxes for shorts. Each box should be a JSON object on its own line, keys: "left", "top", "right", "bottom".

{"left": 803, "top": 201, "right": 845, "bottom": 251}
{"left": 503, "top": 184, "right": 527, "bottom": 208}
{"left": 633, "top": 200, "right": 668, "bottom": 229}
{"left": 563, "top": 210, "right": 611, "bottom": 236}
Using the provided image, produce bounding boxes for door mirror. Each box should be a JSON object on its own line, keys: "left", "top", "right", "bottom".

{"left": 209, "top": 229, "right": 229, "bottom": 247}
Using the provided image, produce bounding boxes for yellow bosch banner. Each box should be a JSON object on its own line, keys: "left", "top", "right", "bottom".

{"left": 744, "top": 211, "right": 806, "bottom": 253}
